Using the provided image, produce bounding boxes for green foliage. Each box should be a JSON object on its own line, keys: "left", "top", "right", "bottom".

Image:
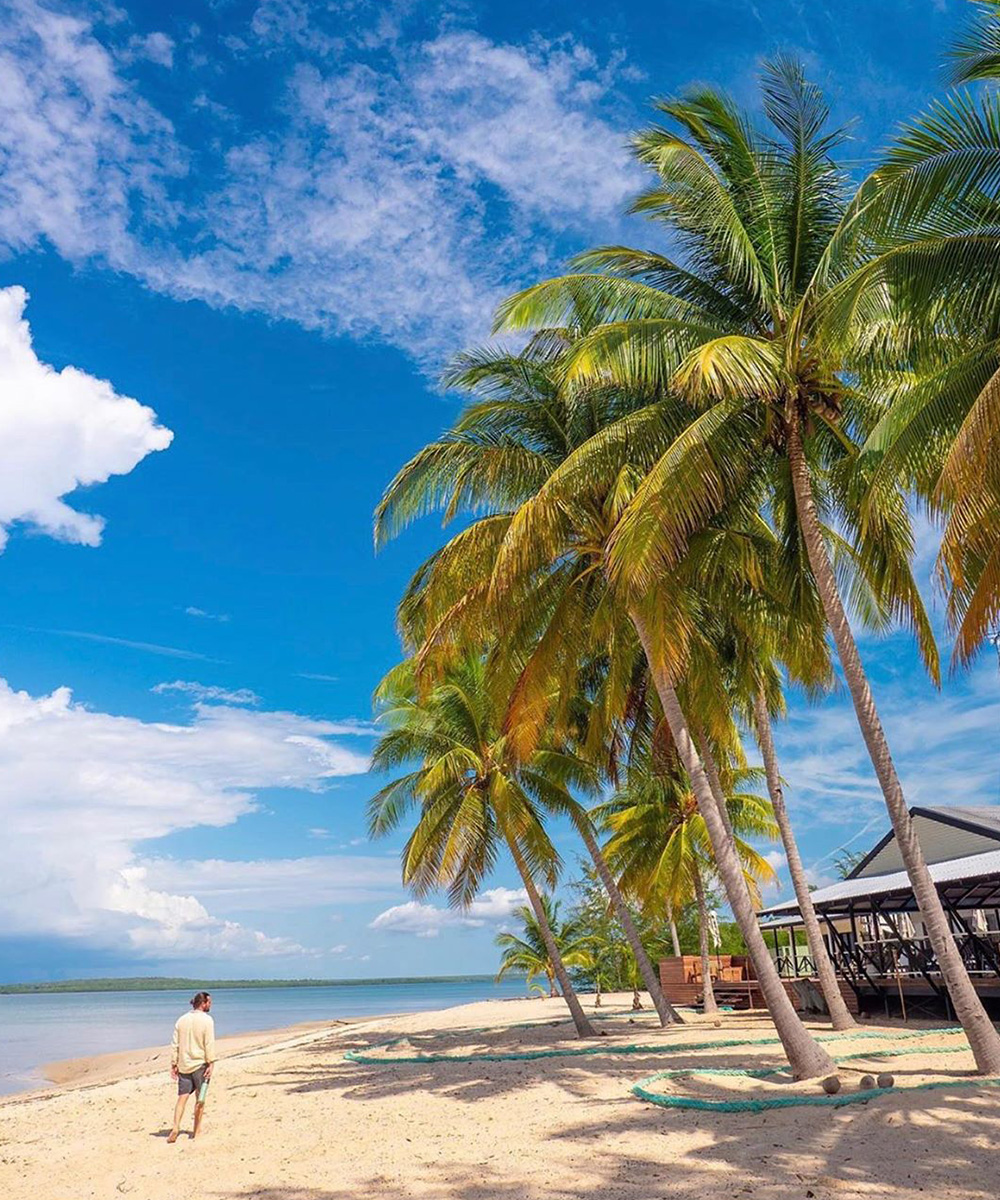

{"left": 563, "top": 866, "right": 667, "bottom": 992}
{"left": 833, "top": 849, "right": 866, "bottom": 879}
{"left": 596, "top": 757, "right": 778, "bottom": 912}
{"left": 368, "top": 654, "right": 594, "bottom": 907}
{"left": 549, "top": 865, "right": 747, "bottom": 991}
{"left": 495, "top": 894, "right": 587, "bottom": 996}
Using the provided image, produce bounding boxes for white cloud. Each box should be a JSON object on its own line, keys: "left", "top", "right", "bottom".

{"left": 139, "top": 854, "right": 401, "bottom": 910}
{"left": 0, "top": 285, "right": 172, "bottom": 550}
{"left": 762, "top": 655, "right": 1000, "bottom": 901}
{"left": 370, "top": 887, "right": 528, "bottom": 939}
{"left": 31, "top": 627, "right": 212, "bottom": 659}
{"left": 185, "top": 606, "right": 231, "bottom": 622}
{"left": 0, "top": 6, "right": 639, "bottom": 363}
{"left": 249, "top": 0, "right": 340, "bottom": 56}
{"left": 409, "top": 35, "right": 639, "bottom": 226}
{"left": 0, "top": 2, "right": 183, "bottom": 266}
{"left": 153, "top": 680, "right": 261, "bottom": 706}
{"left": 0, "top": 676, "right": 372, "bottom": 958}
{"left": 176, "top": 33, "right": 639, "bottom": 361}
{"left": 125, "top": 31, "right": 174, "bottom": 69}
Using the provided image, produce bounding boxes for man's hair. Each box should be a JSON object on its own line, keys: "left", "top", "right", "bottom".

{"left": 190, "top": 991, "right": 211, "bottom": 1009}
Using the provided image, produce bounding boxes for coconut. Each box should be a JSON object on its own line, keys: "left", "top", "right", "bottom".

{"left": 821, "top": 1075, "right": 841, "bottom": 1094}
{"left": 858, "top": 1075, "right": 876, "bottom": 1090}
{"left": 876, "top": 1073, "right": 895, "bottom": 1089}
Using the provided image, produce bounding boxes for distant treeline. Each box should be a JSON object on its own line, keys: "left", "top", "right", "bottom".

{"left": 0, "top": 974, "right": 500, "bottom": 995}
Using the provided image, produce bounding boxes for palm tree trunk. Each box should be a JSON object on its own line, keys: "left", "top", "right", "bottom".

{"left": 667, "top": 901, "right": 682, "bottom": 958}
{"left": 786, "top": 407, "right": 1000, "bottom": 1071}
{"left": 754, "top": 687, "right": 856, "bottom": 1030}
{"left": 576, "top": 819, "right": 683, "bottom": 1026}
{"left": 694, "top": 728, "right": 735, "bottom": 840}
{"left": 506, "top": 836, "right": 597, "bottom": 1038}
{"left": 693, "top": 860, "right": 719, "bottom": 1014}
{"left": 630, "top": 607, "right": 835, "bottom": 1079}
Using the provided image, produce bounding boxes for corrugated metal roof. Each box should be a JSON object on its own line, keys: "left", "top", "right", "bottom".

{"left": 848, "top": 805, "right": 1000, "bottom": 879}
{"left": 939, "top": 805, "right": 1000, "bottom": 835}
{"left": 761, "top": 847, "right": 1000, "bottom": 919}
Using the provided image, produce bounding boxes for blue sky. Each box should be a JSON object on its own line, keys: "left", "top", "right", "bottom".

{"left": 0, "top": 0, "right": 996, "bottom": 983}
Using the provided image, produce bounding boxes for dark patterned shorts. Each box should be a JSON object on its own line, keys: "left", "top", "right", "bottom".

{"left": 177, "top": 1064, "right": 208, "bottom": 1096}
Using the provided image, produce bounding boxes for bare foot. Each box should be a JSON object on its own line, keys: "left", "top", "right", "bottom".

{"left": 167, "top": 1131, "right": 178, "bottom": 1144}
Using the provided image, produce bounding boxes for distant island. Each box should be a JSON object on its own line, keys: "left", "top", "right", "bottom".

{"left": 0, "top": 974, "right": 500, "bottom": 995}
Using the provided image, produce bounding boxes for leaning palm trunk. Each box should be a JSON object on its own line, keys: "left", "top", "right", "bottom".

{"left": 692, "top": 861, "right": 719, "bottom": 1015}
{"left": 630, "top": 608, "right": 835, "bottom": 1079}
{"left": 754, "top": 688, "right": 856, "bottom": 1030}
{"left": 667, "top": 900, "right": 682, "bottom": 958}
{"left": 506, "top": 836, "right": 597, "bottom": 1038}
{"left": 786, "top": 409, "right": 1000, "bottom": 1071}
{"left": 695, "top": 728, "right": 735, "bottom": 841}
{"left": 576, "top": 819, "right": 683, "bottom": 1026}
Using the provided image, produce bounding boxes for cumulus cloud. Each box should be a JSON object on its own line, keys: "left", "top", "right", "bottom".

{"left": 370, "top": 887, "right": 528, "bottom": 938}
{"left": 0, "top": 286, "right": 172, "bottom": 550}
{"left": 153, "top": 680, "right": 261, "bottom": 706}
{"left": 0, "top": 676, "right": 372, "bottom": 958}
{"left": 0, "top": 4, "right": 639, "bottom": 362}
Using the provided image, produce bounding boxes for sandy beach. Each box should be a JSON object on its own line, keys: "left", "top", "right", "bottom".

{"left": 1, "top": 993, "right": 998, "bottom": 1200}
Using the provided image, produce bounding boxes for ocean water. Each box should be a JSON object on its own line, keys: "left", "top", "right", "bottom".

{"left": 0, "top": 976, "right": 530, "bottom": 1095}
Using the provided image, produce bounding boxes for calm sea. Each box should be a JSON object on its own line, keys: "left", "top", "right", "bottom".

{"left": 0, "top": 976, "right": 530, "bottom": 1096}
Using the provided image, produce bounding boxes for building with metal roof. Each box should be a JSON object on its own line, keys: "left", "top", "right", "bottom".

{"left": 756, "top": 807, "right": 1000, "bottom": 1018}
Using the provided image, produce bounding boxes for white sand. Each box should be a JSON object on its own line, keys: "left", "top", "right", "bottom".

{"left": 1, "top": 993, "right": 997, "bottom": 1200}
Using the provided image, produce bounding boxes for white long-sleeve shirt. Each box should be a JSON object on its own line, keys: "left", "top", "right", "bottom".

{"left": 171, "top": 1010, "right": 216, "bottom": 1073}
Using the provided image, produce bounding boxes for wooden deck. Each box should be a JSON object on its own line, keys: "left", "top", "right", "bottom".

{"left": 659, "top": 955, "right": 807, "bottom": 1011}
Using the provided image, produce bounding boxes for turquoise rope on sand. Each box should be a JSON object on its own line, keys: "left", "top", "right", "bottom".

{"left": 631, "top": 1074, "right": 1000, "bottom": 1113}
{"left": 343, "top": 1023, "right": 962, "bottom": 1066}
{"left": 345, "top": 1017, "right": 999, "bottom": 1112}
{"left": 631, "top": 1031, "right": 1000, "bottom": 1112}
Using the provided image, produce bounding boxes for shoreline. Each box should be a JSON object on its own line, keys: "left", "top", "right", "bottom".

{"left": 0, "top": 1016, "right": 385, "bottom": 1103}
{"left": 37, "top": 1018, "right": 353, "bottom": 1093}
{"left": 0, "top": 978, "right": 530, "bottom": 1100}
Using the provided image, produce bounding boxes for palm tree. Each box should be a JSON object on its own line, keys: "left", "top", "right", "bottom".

{"left": 375, "top": 345, "right": 684, "bottom": 1028}
{"left": 368, "top": 656, "right": 597, "bottom": 1037}
{"left": 377, "top": 340, "right": 836, "bottom": 1075}
{"left": 495, "top": 895, "right": 586, "bottom": 998}
{"left": 598, "top": 753, "right": 777, "bottom": 1016}
{"left": 848, "top": 12, "right": 1000, "bottom": 669}
{"left": 493, "top": 59, "right": 1000, "bottom": 1070}
{"left": 949, "top": 0, "right": 1000, "bottom": 84}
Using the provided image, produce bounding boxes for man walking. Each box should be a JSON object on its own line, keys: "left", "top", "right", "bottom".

{"left": 168, "top": 991, "right": 216, "bottom": 1142}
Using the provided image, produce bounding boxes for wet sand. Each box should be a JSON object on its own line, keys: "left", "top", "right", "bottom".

{"left": 42, "top": 1019, "right": 349, "bottom": 1090}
